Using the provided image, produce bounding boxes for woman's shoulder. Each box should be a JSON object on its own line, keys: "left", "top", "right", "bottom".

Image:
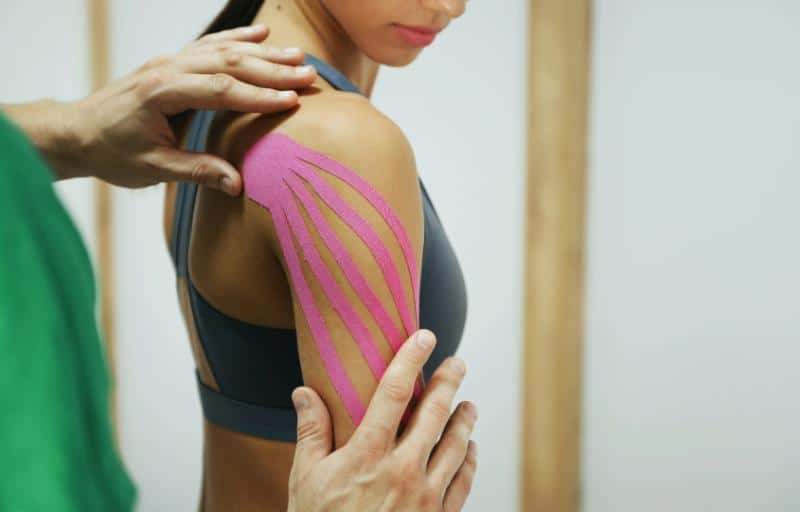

{"left": 216, "top": 90, "right": 417, "bottom": 186}
{"left": 215, "top": 89, "right": 424, "bottom": 253}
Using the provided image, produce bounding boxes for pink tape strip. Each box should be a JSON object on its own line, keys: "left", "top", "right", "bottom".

{"left": 281, "top": 180, "right": 387, "bottom": 381}
{"left": 297, "top": 148, "right": 421, "bottom": 322}
{"left": 284, "top": 172, "right": 405, "bottom": 350}
{"left": 290, "top": 162, "right": 417, "bottom": 341}
{"left": 242, "top": 132, "right": 422, "bottom": 425}
{"left": 270, "top": 188, "right": 367, "bottom": 423}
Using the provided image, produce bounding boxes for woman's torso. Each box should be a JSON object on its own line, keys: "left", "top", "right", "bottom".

{"left": 163, "top": 57, "right": 467, "bottom": 511}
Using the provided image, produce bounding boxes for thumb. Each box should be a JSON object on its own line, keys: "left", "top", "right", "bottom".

{"left": 148, "top": 147, "right": 242, "bottom": 196}
{"left": 291, "top": 387, "right": 333, "bottom": 469}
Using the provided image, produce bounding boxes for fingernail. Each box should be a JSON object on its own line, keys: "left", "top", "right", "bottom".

{"left": 220, "top": 176, "right": 236, "bottom": 195}
{"left": 277, "top": 90, "right": 297, "bottom": 99}
{"left": 283, "top": 47, "right": 303, "bottom": 57}
{"left": 416, "top": 330, "right": 435, "bottom": 349}
{"left": 246, "top": 24, "right": 267, "bottom": 34}
{"left": 292, "top": 389, "right": 309, "bottom": 411}
{"left": 451, "top": 357, "right": 466, "bottom": 376}
{"left": 295, "top": 65, "right": 315, "bottom": 75}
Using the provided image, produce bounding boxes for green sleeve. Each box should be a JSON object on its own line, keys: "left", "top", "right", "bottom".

{"left": 0, "top": 113, "right": 135, "bottom": 511}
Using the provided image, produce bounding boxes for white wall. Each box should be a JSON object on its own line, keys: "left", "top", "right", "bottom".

{"left": 109, "top": 2, "right": 525, "bottom": 511}
{"left": 0, "top": 1, "right": 97, "bottom": 256}
{"left": 374, "top": 2, "right": 526, "bottom": 508}
{"left": 584, "top": 2, "right": 800, "bottom": 511}
{"left": 108, "top": 2, "right": 222, "bottom": 511}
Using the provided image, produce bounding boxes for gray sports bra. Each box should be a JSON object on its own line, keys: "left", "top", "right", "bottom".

{"left": 170, "top": 54, "right": 467, "bottom": 442}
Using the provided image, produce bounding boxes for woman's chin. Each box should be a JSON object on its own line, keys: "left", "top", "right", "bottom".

{"left": 369, "top": 47, "right": 425, "bottom": 68}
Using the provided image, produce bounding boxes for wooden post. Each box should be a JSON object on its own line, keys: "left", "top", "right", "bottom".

{"left": 88, "top": 0, "right": 116, "bottom": 422}
{"left": 522, "top": 1, "right": 592, "bottom": 511}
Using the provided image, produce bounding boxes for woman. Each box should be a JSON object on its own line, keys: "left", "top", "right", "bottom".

{"left": 164, "top": 1, "right": 468, "bottom": 510}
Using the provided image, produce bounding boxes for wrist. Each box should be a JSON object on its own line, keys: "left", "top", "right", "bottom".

{"left": 1, "top": 100, "right": 90, "bottom": 180}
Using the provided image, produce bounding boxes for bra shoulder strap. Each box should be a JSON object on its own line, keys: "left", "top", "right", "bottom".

{"left": 170, "top": 110, "right": 217, "bottom": 276}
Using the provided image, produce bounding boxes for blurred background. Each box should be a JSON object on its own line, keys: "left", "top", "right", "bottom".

{"left": 1, "top": 1, "right": 798, "bottom": 511}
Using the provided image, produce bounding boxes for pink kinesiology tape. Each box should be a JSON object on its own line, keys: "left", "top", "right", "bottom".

{"left": 242, "top": 133, "right": 421, "bottom": 425}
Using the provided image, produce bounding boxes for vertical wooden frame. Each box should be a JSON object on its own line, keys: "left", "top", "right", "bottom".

{"left": 522, "top": 1, "right": 592, "bottom": 511}
{"left": 88, "top": 0, "right": 116, "bottom": 409}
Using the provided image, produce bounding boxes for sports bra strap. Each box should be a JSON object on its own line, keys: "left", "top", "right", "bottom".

{"left": 196, "top": 372, "right": 297, "bottom": 441}
{"left": 169, "top": 110, "right": 216, "bottom": 273}
{"left": 304, "top": 54, "right": 362, "bottom": 94}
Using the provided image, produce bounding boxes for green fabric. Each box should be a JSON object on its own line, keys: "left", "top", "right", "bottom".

{"left": 0, "top": 113, "right": 135, "bottom": 511}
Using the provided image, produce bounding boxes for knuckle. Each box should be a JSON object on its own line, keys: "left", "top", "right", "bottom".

{"left": 398, "top": 331, "right": 434, "bottom": 366}
{"left": 423, "top": 398, "right": 452, "bottom": 424}
{"left": 405, "top": 343, "right": 429, "bottom": 366}
{"left": 214, "top": 41, "right": 233, "bottom": 53}
{"left": 264, "top": 46, "right": 281, "bottom": 59}
{"left": 131, "top": 156, "right": 162, "bottom": 184}
{"left": 465, "top": 442, "right": 478, "bottom": 469}
{"left": 451, "top": 452, "right": 477, "bottom": 489}
{"left": 136, "top": 70, "right": 168, "bottom": 101}
{"left": 358, "top": 443, "right": 386, "bottom": 464}
{"left": 443, "top": 357, "right": 467, "bottom": 380}
{"left": 463, "top": 401, "right": 478, "bottom": 420}
{"left": 387, "top": 465, "right": 406, "bottom": 488}
{"left": 438, "top": 430, "right": 466, "bottom": 452}
{"left": 209, "top": 73, "right": 234, "bottom": 95}
{"left": 222, "top": 50, "right": 243, "bottom": 67}
{"left": 389, "top": 455, "right": 422, "bottom": 484}
{"left": 456, "top": 402, "right": 478, "bottom": 431}
{"left": 454, "top": 469, "right": 474, "bottom": 495}
{"left": 141, "top": 54, "right": 171, "bottom": 71}
{"left": 460, "top": 462, "right": 476, "bottom": 487}
{"left": 353, "top": 424, "right": 393, "bottom": 457}
{"left": 463, "top": 460, "right": 477, "bottom": 481}
{"left": 382, "top": 374, "right": 413, "bottom": 404}
{"left": 419, "top": 484, "right": 441, "bottom": 509}
{"left": 452, "top": 453, "right": 477, "bottom": 491}
{"left": 271, "top": 62, "right": 291, "bottom": 78}
{"left": 430, "top": 358, "right": 464, "bottom": 388}
{"left": 295, "top": 418, "right": 320, "bottom": 443}
{"left": 190, "top": 160, "right": 215, "bottom": 184}
{"left": 408, "top": 450, "right": 427, "bottom": 472}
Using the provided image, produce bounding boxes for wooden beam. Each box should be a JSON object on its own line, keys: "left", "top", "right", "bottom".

{"left": 88, "top": 0, "right": 116, "bottom": 417}
{"left": 522, "top": 1, "right": 592, "bottom": 511}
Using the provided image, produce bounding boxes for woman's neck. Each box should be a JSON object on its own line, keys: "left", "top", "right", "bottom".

{"left": 252, "top": 0, "right": 379, "bottom": 96}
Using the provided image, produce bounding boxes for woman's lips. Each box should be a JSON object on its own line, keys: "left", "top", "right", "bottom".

{"left": 393, "top": 24, "right": 440, "bottom": 47}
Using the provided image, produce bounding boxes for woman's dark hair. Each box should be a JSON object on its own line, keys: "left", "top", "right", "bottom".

{"left": 201, "top": 0, "right": 265, "bottom": 38}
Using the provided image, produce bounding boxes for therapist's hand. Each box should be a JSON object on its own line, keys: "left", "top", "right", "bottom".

{"left": 1, "top": 24, "right": 315, "bottom": 195}
{"left": 288, "top": 330, "right": 478, "bottom": 512}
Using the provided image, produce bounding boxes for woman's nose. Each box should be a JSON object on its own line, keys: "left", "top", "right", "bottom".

{"left": 421, "top": 0, "right": 467, "bottom": 19}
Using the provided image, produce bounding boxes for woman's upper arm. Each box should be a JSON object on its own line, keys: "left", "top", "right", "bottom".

{"left": 242, "top": 105, "right": 424, "bottom": 447}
